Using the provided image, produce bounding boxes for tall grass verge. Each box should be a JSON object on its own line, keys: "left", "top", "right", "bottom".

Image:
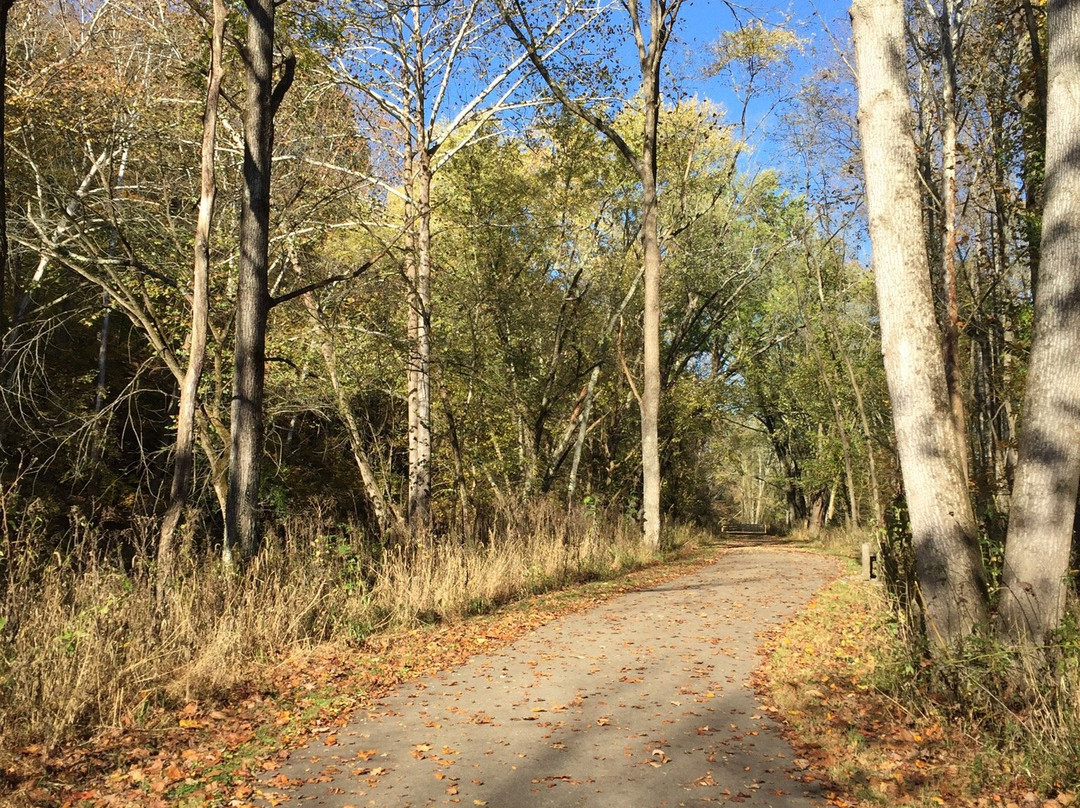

{"left": 373, "top": 499, "right": 647, "bottom": 624}
{"left": 788, "top": 524, "right": 871, "bottom": 559}
{"left": 877, "top": 610, "right": 1080, "bottom": 796}
{"left": 0, "top": 494, "right": 656, "bottom": 754}
{"left": 763, "top": 546, "right": 1080, "bottom": 803}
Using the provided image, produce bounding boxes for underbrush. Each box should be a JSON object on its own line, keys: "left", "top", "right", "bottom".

{"left": 881, "top": 619, "right": 1080, "bottom": 800}
{"left": 794, "top": 524, "right": 872, "bottom": 559}
{"left": 0, "top": 496, "right": 663, "bottom": 755}
{"left": 762, "top": 565, "right": 1080, "bottom": 806}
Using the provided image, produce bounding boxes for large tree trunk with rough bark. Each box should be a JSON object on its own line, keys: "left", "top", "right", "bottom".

{"left": 998, "top": 0, "right": 1080, "bottom": 647}
{"left": 851, "top": 0, "right": 989, "bottom": 653}
{"left": 225, "top": 0, "right": 292, "bottom": 562}
{"left": 159, "top": 0, "right": 226, "bottom": 596}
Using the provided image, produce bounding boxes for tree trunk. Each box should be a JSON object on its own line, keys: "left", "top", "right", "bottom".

{"left": 990, "top": 141, "right": 1018, "bottom": 513}
{"left": 301, "top": 288, "right": 402, "bottom": 536}
{"left": 403, "top": 148, "right": 419, "bottom": 526}
{"left": 796, "top": 277, "right": 860, "bottom": 528}
{"left": 407, "top": 143, "right": 433, "bottom": 532}
{"left": 851, "top": 0, "right": 989, "bottom": 652}
{"left": 497, "top": 0, "right": 681, "bottom": 550}
{"left": 0, "top": 0, "right": 12, "bottom": 350}
{"left": 93, "top": 147, "right": 129, "bottom": 423}
{"left": 832, "top": 381, "right": 859, "bottom": 527}
{"left": 401, "top": 0, "right": 434, "bottom": 532}
{"left": 226, "top": 0, "right": 291, "bottom": 562}
{"left": 937, "top": 0, "right": 970, "bottom": 484}
{"left": 1020, "top": 0, "right": 1048, "bottom": 295}
{"left": 772, "top": 435, "right": 808, "bottom": 529}
{"left": 639, "top": 48, "right": 662, "bottom": 552}
{"left": 998, "top": 0, "right": 1080, "bottom": 647}
{"left": 566, "top": 369, "right": 599, "bottom": 507}
{"left": 160, "top": 0, "right": 226, "bottom": 590}
{"left": 812, "top": 260, "right": 884, "bottom": 527}
{"left": 438, "top": 385, "right": 470, "bottom": 535}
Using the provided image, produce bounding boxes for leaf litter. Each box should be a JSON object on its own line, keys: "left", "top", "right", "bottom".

{"left": 7, "top": 544, "right": 729, "bottom": 807}
{"left": 755, "top": 576, "right": 1079, "bottom": 808}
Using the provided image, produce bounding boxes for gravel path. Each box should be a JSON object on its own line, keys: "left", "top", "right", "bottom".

{"left": 261, "top": 545, "right": 843, "bottom": 808}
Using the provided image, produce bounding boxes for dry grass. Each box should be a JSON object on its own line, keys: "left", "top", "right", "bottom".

{"left": 914, "top": 625, "right": 1080, "bottom": 797}
{"left": 373, "top": 501, "right": 647, "bottom": 624}
{"left": 761, "top": 560, "right": 1080, "bottom": 806}
{"left": 0, "top": 494, "right": 659, "bottom": 754}
{"left": 795, "top": 524, "right": 876, "bottom": 560}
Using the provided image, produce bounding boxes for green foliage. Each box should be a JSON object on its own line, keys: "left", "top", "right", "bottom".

{"left": 708, "top": 22, "right": 803, "bottom": 76}
{"left": 1, "top": 0, "right": 890, "bottom": 554}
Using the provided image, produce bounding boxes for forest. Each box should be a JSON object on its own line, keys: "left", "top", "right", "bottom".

{"left": 0, "top": 0, "right": 1077, "bottom": 804}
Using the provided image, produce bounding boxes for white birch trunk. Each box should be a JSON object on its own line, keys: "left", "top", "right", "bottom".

{"left": 407, "top": 146, "right": 433, "bottom": 530}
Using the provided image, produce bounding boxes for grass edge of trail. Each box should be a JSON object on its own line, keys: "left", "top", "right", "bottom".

{"left": 756, "top": 562, "right": 1080, "bottom": 808}
{"left": 23, "top": 532, "right": 731, "bottom": 808}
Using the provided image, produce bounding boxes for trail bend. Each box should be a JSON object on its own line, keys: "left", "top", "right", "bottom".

{"left": 261, "top": 545, "right": 842, "bottom": 808}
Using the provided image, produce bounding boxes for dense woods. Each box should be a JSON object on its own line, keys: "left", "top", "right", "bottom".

{"left": 0, "top": 1, "right": 884, "bottom": 565}
{"left": 0, "top": 0, "right": 1077, "bottom": 799}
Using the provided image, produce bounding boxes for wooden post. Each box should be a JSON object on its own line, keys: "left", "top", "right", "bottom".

{"left": 862, "top": 542, "right": 875, "bottom": 580}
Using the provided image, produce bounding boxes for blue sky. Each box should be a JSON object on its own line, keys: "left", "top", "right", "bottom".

{"left": 673, "top": 0, "right": 853, "bottom": 94}
{"left": 666, "top": 0, "right": 854, "bottom": 169}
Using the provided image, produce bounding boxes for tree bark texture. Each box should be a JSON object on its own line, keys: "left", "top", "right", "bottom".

{"left": 936, "top": 0, "right": 970, "bottom": 484}
{"left": 403, "top": 148, "right": 419, "bottom": 528}
{"left": 634, "top": 0, "right": 683, "bottom": 551}
{"left": 159, "top": 0, "right": 226, "bottom": 593}
{"left": 639, "top": 81, "right": 662, "bottom": 551}
{"left": 851, "top": 0, "right": 989, "bottom": 652}
{"left": 998, "top": 0, "right": 1080, "bottom": 647}
{"left": 1020, "top": 0, "right": 1048, "bottom": 295}
{"left": 226, "top": 0, "right": 280, "bottom": 562}
{"left": 0, "top": 0, "right": 12, "bottom": 349}
{"left": 408, "top": 146, "right": 433, "bottom": 531}
{"left": 403, "top": 0, "right": 433, "bottom": 532}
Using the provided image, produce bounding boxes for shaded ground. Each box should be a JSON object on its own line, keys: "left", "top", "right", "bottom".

{"left": 258, "top": 545, "right": 843, "bottom": 808}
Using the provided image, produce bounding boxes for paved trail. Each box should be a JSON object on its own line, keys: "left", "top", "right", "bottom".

{"left": 264, "top": 546, "right": 842, "bottom": 808}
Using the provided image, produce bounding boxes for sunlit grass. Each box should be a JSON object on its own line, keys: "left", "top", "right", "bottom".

{"left": 0, "top": 496, "right": 660, "bottom": 753}
{"left": 761, "top": 556, "right": 1080, "bottom": 806}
